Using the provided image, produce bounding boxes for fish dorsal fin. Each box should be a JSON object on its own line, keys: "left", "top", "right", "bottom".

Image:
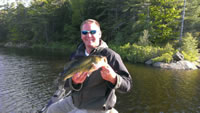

{"left": 63, "top": 56, "right": 91, "bottom": 74}
{"left": 78, "top": 56, "right": 93, "bottom": 68}
{"left": 63, "top": 59, "right": 79, "bottom": 71}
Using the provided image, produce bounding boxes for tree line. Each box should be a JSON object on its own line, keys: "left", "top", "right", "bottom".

{"left": 0, "top": 0, "right": 199, "bottom": 47}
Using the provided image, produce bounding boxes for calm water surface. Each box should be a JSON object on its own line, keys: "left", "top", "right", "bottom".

{"left": 0, "top": 47, "right": 200, "bottom": 113}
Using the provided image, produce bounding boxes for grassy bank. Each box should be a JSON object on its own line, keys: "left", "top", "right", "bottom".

{"left": 109, "top": 33, "right": 199, "bottom": 64}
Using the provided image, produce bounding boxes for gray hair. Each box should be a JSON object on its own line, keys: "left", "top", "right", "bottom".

{"left": 80, "top": 19, "right": 100, "bottom": 30}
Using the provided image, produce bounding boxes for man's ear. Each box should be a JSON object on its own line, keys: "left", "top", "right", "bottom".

{"left": 99, "top": 30, "right": 102, "bottom": 38}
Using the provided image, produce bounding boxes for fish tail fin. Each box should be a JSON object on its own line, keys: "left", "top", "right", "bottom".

{"left": 64, "top": 74, "right": 73, "bottom": 81}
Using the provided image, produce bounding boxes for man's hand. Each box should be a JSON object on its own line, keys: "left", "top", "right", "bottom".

{"left": 72, "top": 72, "right": 88, "bottom": 84}
{"left": 100, "top": 65, "right": 117, "bottom": 85}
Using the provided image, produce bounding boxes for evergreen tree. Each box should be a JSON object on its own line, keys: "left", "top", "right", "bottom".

{"left": 148, "top": 0, "right": 182, "bottom": 45}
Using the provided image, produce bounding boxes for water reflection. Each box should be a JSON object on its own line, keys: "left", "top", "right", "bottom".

{"left": 116, "top": 63, "right": 200, "bottom": 113}
{"left": 0, "top": 47, "right": 200, "bottom": 113}
{"left": 0, "top": 48, "right": 67, "bottom": 113}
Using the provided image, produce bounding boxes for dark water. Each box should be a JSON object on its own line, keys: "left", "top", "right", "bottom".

{"left": 0, "top": 47, "right": 200, "bottom": 113}
{"left": 116, "top": 64, "right": 200, "bottom": 113}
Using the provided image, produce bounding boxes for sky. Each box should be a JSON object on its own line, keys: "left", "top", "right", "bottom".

{"left": 0, "top": 0, "right": 32, "bottom": 7}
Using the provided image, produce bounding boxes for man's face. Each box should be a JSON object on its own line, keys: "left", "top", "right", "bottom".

{"left": 81, "top": 23, "right": 102, "bottom": 49}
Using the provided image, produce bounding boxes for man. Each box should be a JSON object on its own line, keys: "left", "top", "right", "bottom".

{"left": 47, "top": 19, "right": 132, "bottom": 113}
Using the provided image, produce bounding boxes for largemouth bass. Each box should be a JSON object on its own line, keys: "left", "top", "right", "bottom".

{"left": 58, "top": 55, "right": 107, "bottom": 84}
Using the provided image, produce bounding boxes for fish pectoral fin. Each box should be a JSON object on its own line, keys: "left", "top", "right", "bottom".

{"left": 86, "top": 65, "right": 98, "bottom": 77}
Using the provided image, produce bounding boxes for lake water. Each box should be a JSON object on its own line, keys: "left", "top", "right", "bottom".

{"left": 0, "top": 47, "right": 200, "bottom": 113}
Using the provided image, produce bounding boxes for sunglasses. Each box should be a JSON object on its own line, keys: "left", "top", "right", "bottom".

{"left": 81, "top": 30, "right": 96, "bottom": 35}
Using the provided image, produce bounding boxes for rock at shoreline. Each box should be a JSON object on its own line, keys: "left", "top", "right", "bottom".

{"left": 4, "top": 42, "right": 13, "bottom": 47}
{"left": 173, "top": 52, "right": 184, "bottom": 61}
{"left": 152, "top": 60, "right": 198, "bottom": 70}
{"left": 145, "top": 52, "right": 199, "bottom": 70}
{"left": 4, "top": 42, "right": 29, "bottom": 48}
{"left": 145, "top": 59, "right": 153, "bottom": 65}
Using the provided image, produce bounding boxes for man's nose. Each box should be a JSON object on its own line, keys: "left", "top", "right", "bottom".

{"left": 87, "top": 32, "right": 92, "bottom": 37}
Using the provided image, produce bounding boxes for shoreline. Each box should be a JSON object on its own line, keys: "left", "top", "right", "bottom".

{"left": 1, "top": 42, "right": 200, "bottom": 70}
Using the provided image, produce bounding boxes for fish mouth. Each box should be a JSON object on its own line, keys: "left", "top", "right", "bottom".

{"left": 94, "top": 56, "right": 107, "bottom": 69}
{"left": 98, "top": 56, "right": 107, "bottom": 63}
{"left": 102, "top": 57, "right": 107, "bottom": 63}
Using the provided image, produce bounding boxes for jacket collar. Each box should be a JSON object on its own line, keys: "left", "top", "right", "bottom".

{"left": 76, "top": 40, "right": 108, "bottom": 56}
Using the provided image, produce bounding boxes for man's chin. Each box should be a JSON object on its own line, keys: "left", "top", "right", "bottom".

{"left": 87, "top": 44, "right": 96, "bottom": 48}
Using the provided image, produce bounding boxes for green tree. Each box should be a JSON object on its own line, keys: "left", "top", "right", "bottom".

{"left": 6, "top": 4, "right": 30, "bottom": 42}
{"left": 0, "top": 0, "right": 199, "bottom": 49}
{"left": 181, "top": 33, "right": 199, "bottom": 61}
{"left": 148, "top": 0, "right": 182, "bottom": 45}
{"left": 183, "top": 0, "right": 200, "bottom": 44}
{"left": 100, "top": 0, "right": 138, "bottom": 44}
{"left": 70, "top": 0, "right": 85, "bottom": 26}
